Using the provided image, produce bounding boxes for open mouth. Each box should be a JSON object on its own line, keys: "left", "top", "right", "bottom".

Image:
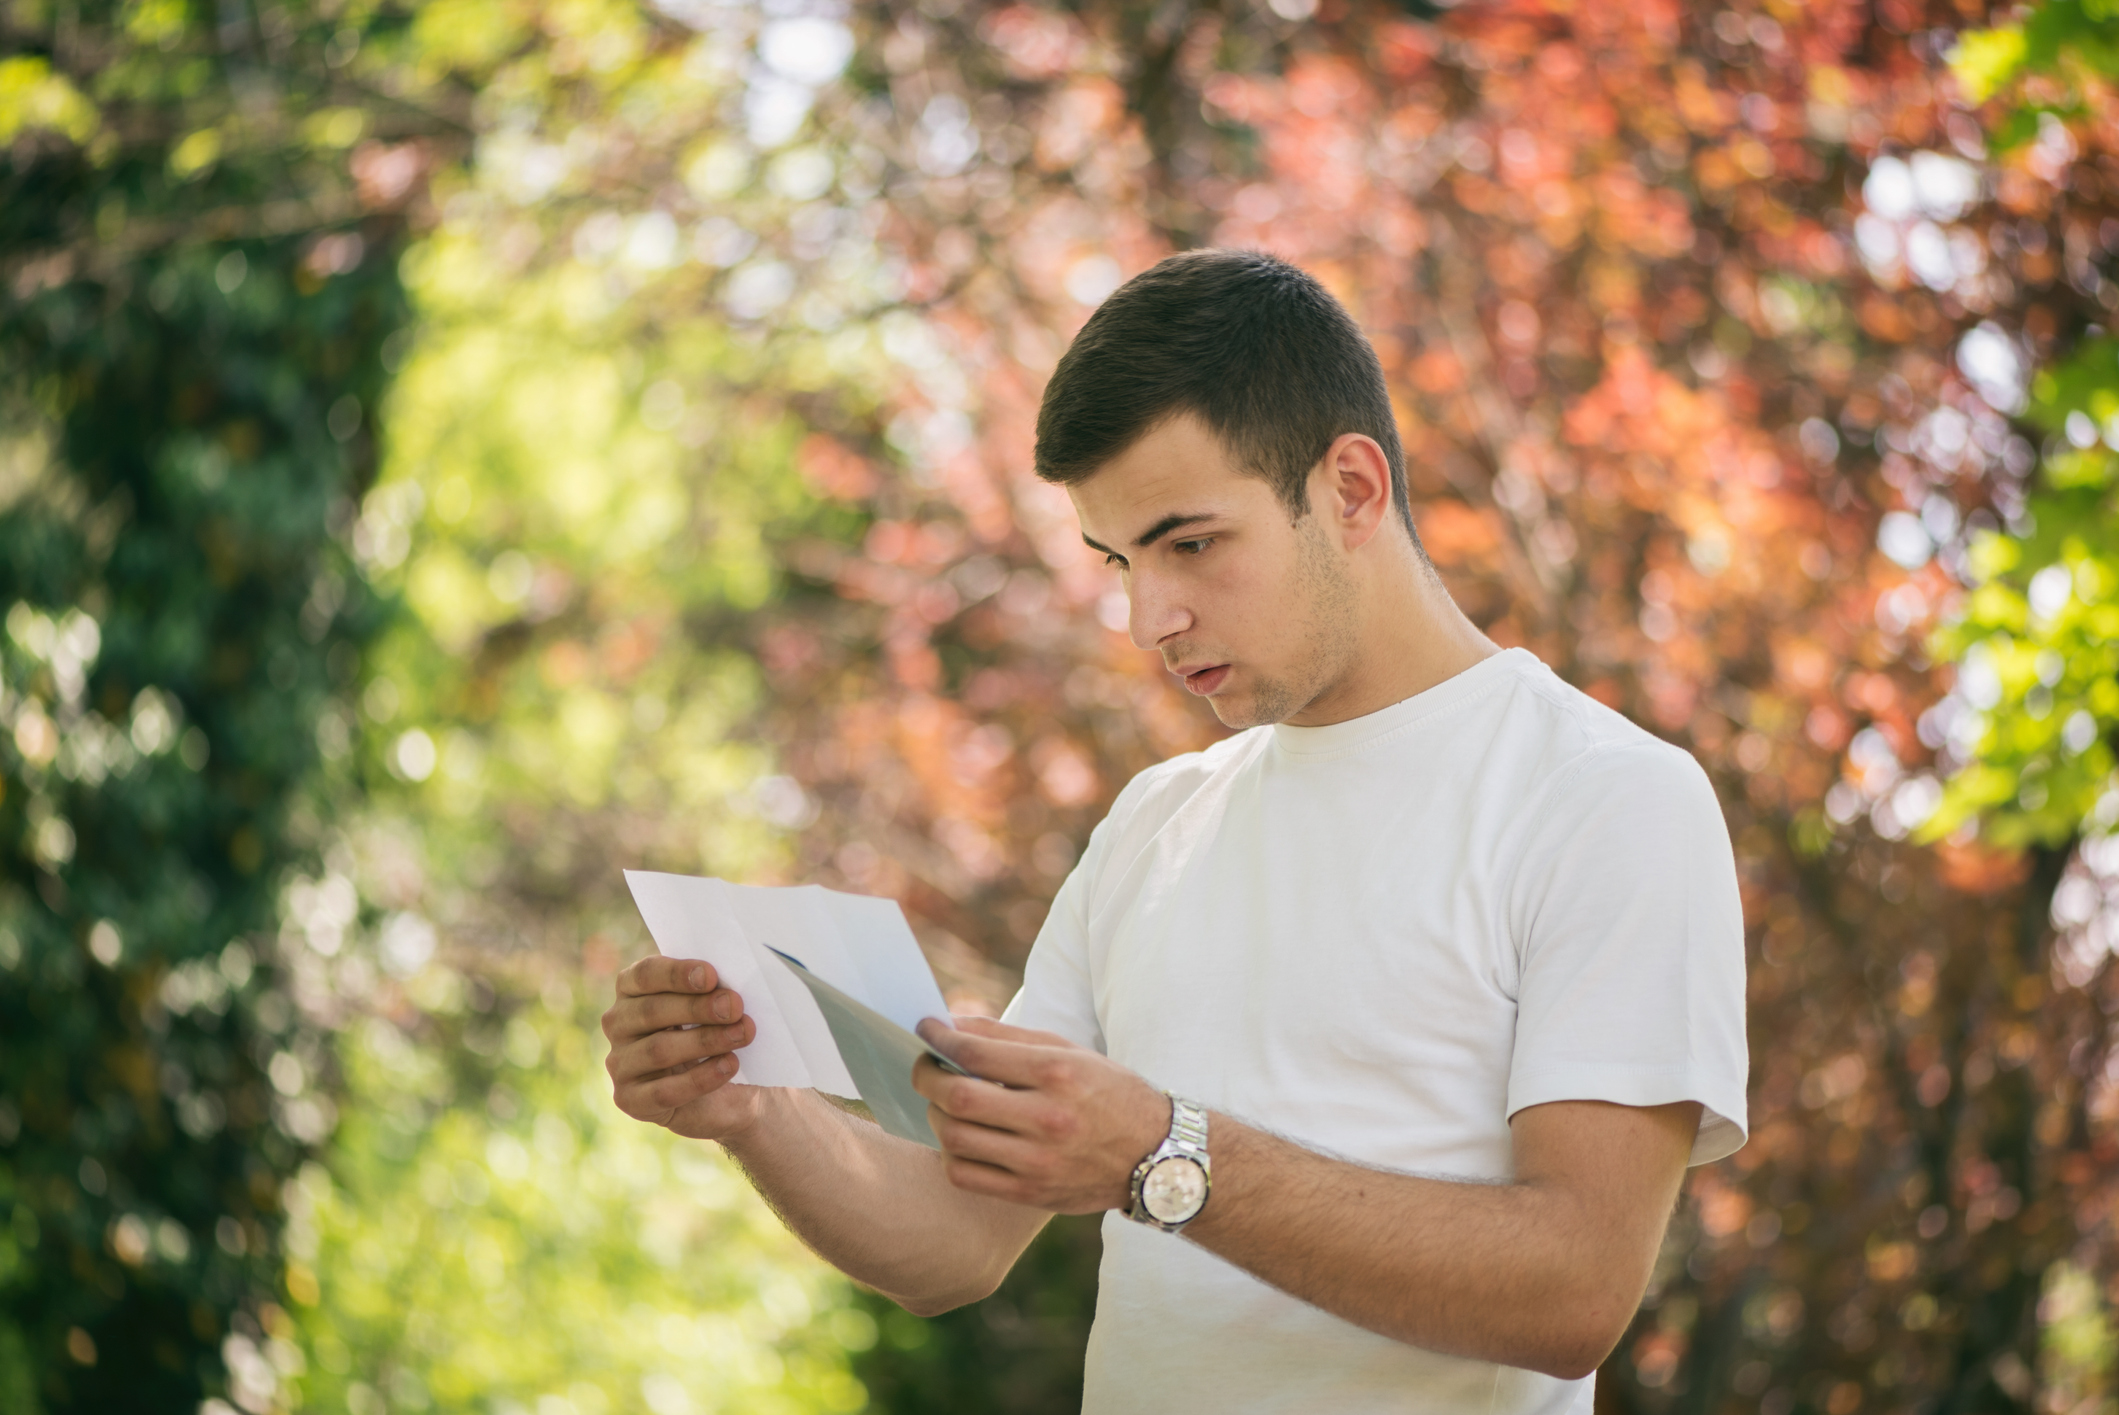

{"left": 1180, "top": 664, "right": 1231, "bottom": 696}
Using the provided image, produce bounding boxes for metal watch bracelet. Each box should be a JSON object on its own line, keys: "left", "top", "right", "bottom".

{"left": 1125, "top": 1092, "right": 1212, "bottom": 1233}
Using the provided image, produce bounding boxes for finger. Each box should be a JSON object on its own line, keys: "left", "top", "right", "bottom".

{"left": 608, "top": 1017, "right": 755, "bottom": 1084}
{"left": 913, "top": 1058, "right": 1049, "bottom": 1131}
{"left": 929, "top": 1105, "right": 1047, "bottom": 1171}
{"left": 617, "top": 955, "right": 719, "bottom": 999}
{"left": 603, "top": 991, "right": 735, "bottom": 1052}
{"left": 604, "top": 987, "right": 745, "bottom": 1041}
{"left": 928, "top": 1093, "right": 1067, "bottom": 1160}
{"left": 621, "top": 1053, "right": 740, "bottom": 1117}
{"left": 953, "top": 1016, "right": 1082, "bottom": 1050}
{"left": 941, "top": 1153, "right": 1035, "bottom": 1204}
{"left": 911, "top": 1053, "right": 976, "bottom": 1106}
{"left": 620, "top": 1052, "right": 734, "bottom": 1116}
{"left": 915, "top": 1023, "right": 1059, "bottom": 1089}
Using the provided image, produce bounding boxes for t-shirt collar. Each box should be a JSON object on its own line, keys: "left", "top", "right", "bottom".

{"left": 1269, "top": 646, "right": 1536, "bottom": 759}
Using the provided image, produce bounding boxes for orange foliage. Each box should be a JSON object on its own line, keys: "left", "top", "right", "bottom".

{"left": 748, "top": 0, "right": 2119, "bottom": 1398}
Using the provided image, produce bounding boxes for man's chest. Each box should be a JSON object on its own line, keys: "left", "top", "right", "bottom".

{"left": 1082, "top": 766, "right": 1526, "bottom": 1172}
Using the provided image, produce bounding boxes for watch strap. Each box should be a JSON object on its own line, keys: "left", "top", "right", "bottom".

{"left": 1126, "top": 1092, "right": 1212, "bottom": 1232}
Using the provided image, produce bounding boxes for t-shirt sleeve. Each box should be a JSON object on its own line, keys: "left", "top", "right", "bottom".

{"left": 1503, "top": 741, "right": 1749, "bottom": 1165}
{"left": 1001, "top": 851, "right": 1104, "bottom": 1052}
{"left": 1000, "top": 772, "right": 1155, "bottom": 1053}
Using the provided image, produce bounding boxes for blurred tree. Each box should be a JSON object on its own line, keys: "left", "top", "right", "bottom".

{"left": 283, "top": 959, "right": 868, "bottom": 1415}
{"left": 0, "top": 2, "right": 454, "bottom": 1409}
{"left": 1932, "top": 0, "right": 2119, "bottom": 857}
{"left": 252, "top": 1, "right": 902, "bottom": 1409}
{"left": 1925, "top": 3, "right": 2119, "bottom": 1404}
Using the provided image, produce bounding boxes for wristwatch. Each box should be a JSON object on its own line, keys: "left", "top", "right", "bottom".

{"left": 1125, "top": 1093, "right": 1211, "bottom": 1232}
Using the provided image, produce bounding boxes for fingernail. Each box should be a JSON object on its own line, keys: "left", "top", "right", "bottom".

{"left": 719, "top": 1055, "right": 738, "bottom": 1076}
{"left": 714, "top": 996, "right": 736, "bottom": 1022}
{"left": 688, "top": 964, "right": 707, "bottom": 989}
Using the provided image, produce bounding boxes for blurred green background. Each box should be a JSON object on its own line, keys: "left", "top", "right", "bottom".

{"left": 5, "top": 0, "right": 2119, "bottom": 1411}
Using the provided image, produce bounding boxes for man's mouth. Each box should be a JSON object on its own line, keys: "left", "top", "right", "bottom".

{"left": 1177, "top": 664, "right": 1231, "bottom": 696}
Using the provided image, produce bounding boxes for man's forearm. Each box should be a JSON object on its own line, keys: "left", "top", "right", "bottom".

{"left": 1181, "top": 1103, "right": 1697, "bottom": 1380}
{"left": 909, "top": 1019, "right": 1698, "bottom": 1378}
{"left": 720, "top": 1087, "right": 1049, "bottom": 1315}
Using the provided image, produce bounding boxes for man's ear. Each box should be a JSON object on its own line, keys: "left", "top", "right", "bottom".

{"left": 1314, "top": 433, "right": 1394, "bottom": 552}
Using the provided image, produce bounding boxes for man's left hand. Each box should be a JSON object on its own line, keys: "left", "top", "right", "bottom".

{"left": 912, "top": 1018, "right": 1169, "bottom": 1213}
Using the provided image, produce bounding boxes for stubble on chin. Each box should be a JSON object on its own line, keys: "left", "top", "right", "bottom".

{"left": 1214, "top": 672, "right": 1298, "bottom": 730}
{"left": 1212, "top": 516, "right": 1358, "bottom": 730}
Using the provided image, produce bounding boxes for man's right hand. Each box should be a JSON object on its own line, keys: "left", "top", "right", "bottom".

{"left": 605, "top": 955, "right": 1049, "bottom": 1318}
{"left": 602, "top": 956, "right": 764, "bottom": 1141}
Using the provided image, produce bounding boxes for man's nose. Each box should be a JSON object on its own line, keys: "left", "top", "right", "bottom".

{"left": 1126, "top": 573, "right": 1191, "bottom": 651}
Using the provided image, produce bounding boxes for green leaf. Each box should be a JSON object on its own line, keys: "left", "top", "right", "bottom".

{"left": 0, "top": 58, "right": 100, "bottom": 145}
{"left": 1951, "top": 24, "right": 2029, "bottom": 103}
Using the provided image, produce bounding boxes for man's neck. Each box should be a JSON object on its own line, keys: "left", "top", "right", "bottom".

{"left": 1282, "top": 550, "right": 1500, "bottom": 728}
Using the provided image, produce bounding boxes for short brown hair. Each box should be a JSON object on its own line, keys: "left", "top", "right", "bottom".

{"left": 1033, "top": 249, "right": 1417, "bottom": 541}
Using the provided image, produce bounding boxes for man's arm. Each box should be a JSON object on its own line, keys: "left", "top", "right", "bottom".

{"left": 915, "top": 1017, "right": 1698, "bottom": 1380}
{"left": 603, "top": 957, "right": 1049, "bottom": 1314}
{"left": 1181, "top": 1098, "right": 1696, "bottom": 1378}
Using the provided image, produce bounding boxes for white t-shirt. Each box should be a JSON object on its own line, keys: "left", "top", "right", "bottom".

{"left": 1003, "top": 647, "right": 1749, "bottom": 1414}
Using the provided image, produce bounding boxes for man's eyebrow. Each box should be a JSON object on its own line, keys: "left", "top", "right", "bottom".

{"left": 1081, "top": 512, "right": 1220, "bottom": 560}
{"left": 1132, "top": 512, "right": 1217, "bottom": 548}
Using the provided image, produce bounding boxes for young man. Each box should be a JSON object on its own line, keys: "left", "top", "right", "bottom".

{"left": 601, "top": 250, "right": 1748, "bottom": 1412}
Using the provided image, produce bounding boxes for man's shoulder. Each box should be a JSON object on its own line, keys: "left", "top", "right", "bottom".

{"left": 1497, "top": 657, "right": 1710, "bottom": 800}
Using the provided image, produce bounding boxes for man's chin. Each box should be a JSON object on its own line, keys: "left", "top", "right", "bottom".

{"left": 1204, "top": 690, "right": 1276, "bottom": 731}
{"left": 1202, "top": 671, "right": 1312, "bottom": 730}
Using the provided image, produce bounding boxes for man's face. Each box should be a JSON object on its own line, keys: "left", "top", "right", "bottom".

{"left": 1069, "top": 414, "right": 1357, "bottom": 730}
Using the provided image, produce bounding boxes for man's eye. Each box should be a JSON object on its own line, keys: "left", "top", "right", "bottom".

{"left": 1173, "top": 538, "right": 1212, "bottom": 556}
{"left": 1104, "top": 553, "right": 1127, "bottom": 569}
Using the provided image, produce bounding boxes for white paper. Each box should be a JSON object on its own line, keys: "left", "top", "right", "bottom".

{"left": 623, "top": 872, "right": 816, "bottom": 1088}
{"left": 621, "top": 871, "right": 957, "bottom": 1136}
{"left": 765, "top": 948, "right": 967, "bottom": 1148}
{"left": 823, "top": 889, "right": 955, "bottom": 1035}
{"left": 716, "top": 883, "right": 859, "bottom": 1096}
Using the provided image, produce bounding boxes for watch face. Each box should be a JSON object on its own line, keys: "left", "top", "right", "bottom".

{"left": 1142, "top": 1156, "right": 1208, "bottom": 1224}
